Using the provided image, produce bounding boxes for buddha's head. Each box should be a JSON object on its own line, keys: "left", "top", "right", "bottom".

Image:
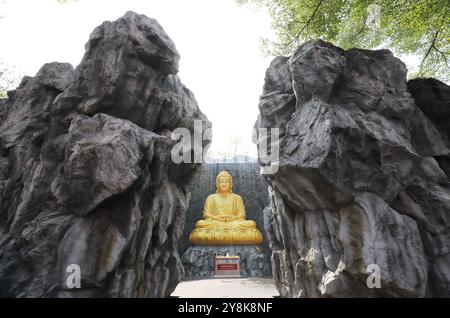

{"left": 216, "top": 171, "right": 233, "bottom": 193}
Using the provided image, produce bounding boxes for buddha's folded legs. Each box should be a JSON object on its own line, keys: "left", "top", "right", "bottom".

{"left": 194, "top": 220, "right": 257, "bottom": 229}
{"left": 189, "top": 227, "right": 263, "bottom": 245}
{"left": 232, "top": 220, "right": 257, "bottom": 229}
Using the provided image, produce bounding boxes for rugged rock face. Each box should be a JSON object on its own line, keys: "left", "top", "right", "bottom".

{"left": 182, "top": 245, "right": 271, "bottom": 278}
{"left": 408, "top": 78, "right": 450, "bottom": 179}
{"left": 254, "top": 40, "right": 450, "bottom": 297}
{"left": 0, "top": 11, "right": 210, "bottom": 297}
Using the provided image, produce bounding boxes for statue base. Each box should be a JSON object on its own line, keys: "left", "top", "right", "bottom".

{"left": 181, "top": 245, "right": 271, "bottom": 278}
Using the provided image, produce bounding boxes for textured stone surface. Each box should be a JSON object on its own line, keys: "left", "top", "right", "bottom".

{"left": 181, "top": 245, "right": 271, "bottom": 278}
{"left": 408, "top": 78, "right": 450, "bottom": 178}
{"left": 181, "top": 163, "right": 271, "bottom": 258}
{"left": 254, "top": 40, "right": 450, "bottom": 297}
{"left": 0, "top": 11, "right": 210, "bottom": 297}
{"left": 172, "top": 277, "right": 278, "bottom": 298}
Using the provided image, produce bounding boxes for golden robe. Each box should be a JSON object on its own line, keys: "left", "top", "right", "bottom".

{"left": 189, "top": 193, "right": 263, "bottom": 245}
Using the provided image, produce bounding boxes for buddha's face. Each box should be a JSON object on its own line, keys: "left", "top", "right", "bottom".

{"left": 217, "top": 176, "right": 232, "bottom": 193}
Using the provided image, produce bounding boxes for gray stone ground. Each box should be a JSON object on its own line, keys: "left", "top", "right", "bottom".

{"left": 171, "top": 278, "right": 279, "bottom": 298}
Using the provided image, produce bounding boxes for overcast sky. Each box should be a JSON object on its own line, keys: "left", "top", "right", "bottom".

{"left": 0, "top": 0, "right": 275, "bottom": 159}
{"left": 0, "top": 0, "right": 421, "bottom": 160}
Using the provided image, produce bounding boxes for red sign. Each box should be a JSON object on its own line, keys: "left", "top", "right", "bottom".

{"left": 217, "top": 264, "right": 238, "bottom": 271}
{"left": 215, "top": 255, "right": 241, "bottom": 277}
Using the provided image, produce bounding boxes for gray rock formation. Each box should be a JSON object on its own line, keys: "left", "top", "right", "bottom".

{"left": 408, "top": 78, "right": 450, "bottom": 178}
{"left": 254, "top": 40, "right": 450, "bottom": 297}
{"left": 182, "top": 245, "right": 271, "bottom": 278}
{"left": 0, "top": 11, "right": 210, "bottom": 298}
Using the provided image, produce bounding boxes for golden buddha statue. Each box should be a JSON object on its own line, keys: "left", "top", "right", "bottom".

{"left": 189, "top": 171, "right": 263, "bottom": 245}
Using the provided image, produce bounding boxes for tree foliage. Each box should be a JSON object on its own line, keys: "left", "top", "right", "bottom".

{"left": 0, "top": 59, "right": 21, "bottom": 99}
{"left": 238, "top": 0, "right": 449, "bottom": 82}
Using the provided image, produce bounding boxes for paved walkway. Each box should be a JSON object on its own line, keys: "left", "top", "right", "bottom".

{"left": 172, "top": 277, "right": 279, "bottom": 298}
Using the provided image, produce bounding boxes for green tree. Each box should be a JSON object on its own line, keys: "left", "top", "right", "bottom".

{"left": 238, "top": 0, "right": 449, "bottom": 82}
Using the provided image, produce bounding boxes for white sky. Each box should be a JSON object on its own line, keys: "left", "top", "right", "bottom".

{"left": 0, "top": 0, "right": 276, "bottom": 159}
{"left": 0, "top": 0, "right": 422, "bottom": 160}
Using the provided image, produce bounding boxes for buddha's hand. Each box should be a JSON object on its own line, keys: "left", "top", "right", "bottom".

{"left": 221, "top": 216, "right": 236, "bottom": 222}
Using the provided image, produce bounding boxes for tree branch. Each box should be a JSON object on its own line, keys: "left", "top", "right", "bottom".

{"left": 432, "top": 44, "right": 450, "bottom": 70}
{"left": 287, "top": 0, "right": 325, "bottom": 49}
{"left": 419, "top": 8, "right": 447, "bottom": 74}
{"left": 420, "top": 29, "right": 440, "bottom": 74}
